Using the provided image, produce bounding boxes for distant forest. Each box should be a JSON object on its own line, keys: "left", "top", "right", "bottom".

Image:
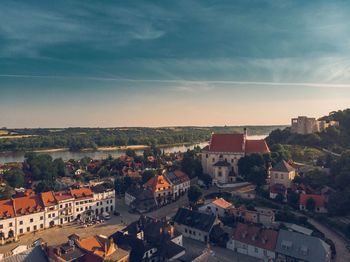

{"left": 0, "top": 125, "right": 285, "bottom": 152}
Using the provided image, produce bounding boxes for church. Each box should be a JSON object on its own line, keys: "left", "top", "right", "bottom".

{"left": 200, "top": 129, "right": 270, "bottom": 185}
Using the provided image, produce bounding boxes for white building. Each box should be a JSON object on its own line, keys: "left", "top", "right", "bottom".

{"left": 198, "top": 198, "right": 233, "bottom": 217}
{"left": 173, "top": 208, "right": 219, "bottom": 243}
{"left": 227, "top": 223, "right": 277, "bottom": 261}
{"left": 201, "top": 130, "right": 270, "bottom": 185}
{"left": 269, "top": 160, "right": 296, "bottom": 188}
{"left": 0, "top": 185, "right": 116, "bottom": 242}
{"left": 163, "top": 170, "right": 190, "bottom": 200}
{"left": 41, "top": 191, "right": 59, "bottom": 228}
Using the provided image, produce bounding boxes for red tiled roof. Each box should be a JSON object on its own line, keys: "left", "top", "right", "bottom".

{"left": 41, "top": 191, "right": 57, "bottom": 207}
{"left": 245, "top": 140, "right": 270, "bottom": 154}
{"left": 174, "top": 170, "right": 190, "bottom": 182}
{"left": 233, "top": 223, "right": 278, "bottom": 251}
{"left": 144, "top": 175, "right": 171, "bottom": 192}
{"left": 13, "top": 195, "right": 44, "bottom": 215}
{"left": 209, "top": 133, "right": 245, "bottom": 152}
{"left": 71, "top": 188, "right": 93, "bottom": 199}
{"left": 0, "top": 199, "right": 15, "bottom": 219}
{"left": 299, "top": 194, "right": 326, "bottom": 207}
{"left": 203, "top": 133, "right": 269, "bottom": 154}
{"left": 212, "top": 198, "right": 233, "bottom": 209}
{"left": 54, "top": 191, "right": 74, "bottom": 202}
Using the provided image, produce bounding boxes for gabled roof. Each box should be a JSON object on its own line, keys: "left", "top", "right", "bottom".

{"left": 208, "top": 133, "right": 245, "bottom": 152}
{"left": 144, "top": 175, "right": 171, "bottom": 192}
{"left": 13, "top": 195, "right": 44, "bottom": 216}
{"left": 276, "top": 229, "right": 330, "bottom": 262}
{"left": 271, "top": 160, "right": 295, "bottom": 173}
{"left": 245, "top": 139, "right": 270, "bottom": 154}
{"left": 173, "top": 208, "right": 216, "bottom": 233}
{"left": 164, "top": 170, "right": 189, "bottom": 186}
{"left": 233, "top": 223, "right": 278, "bottom": 251}
{"left": 299, "top": 194, "right": 326, "bottom": 208}
{"left": 203, "top": 133, "right": 269, "bottom": 154}
{"left": 0, "top": 199, "right": 15, "bottom": 219}
{"left": 41, "top": 191, "right": 57, "bottom": 207}
{"left": 54, "top": 191, "right": 74, "bottom": 202}
{"left": 211, "top": 198, "right": 233, "bottom": 209}
{"left": 70, "top": 188, "right": 93, "bottom": 199}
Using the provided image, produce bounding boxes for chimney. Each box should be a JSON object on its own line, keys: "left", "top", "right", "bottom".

{"left": 170, "top": 226, "right": 174, "bottom": 238}
{"left": 242, "top": 128, "right": 247, "bottom": 151}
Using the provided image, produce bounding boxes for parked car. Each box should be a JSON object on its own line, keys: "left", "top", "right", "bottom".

{"left": 102, "top": 212, "right": 111, "bottom": 220}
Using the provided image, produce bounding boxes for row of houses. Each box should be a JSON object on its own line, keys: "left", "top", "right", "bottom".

{"left": 173, "top": 208, "right": 331, "bottom": 262}
{"left": 198, "top": 198, "right": 275, "bottom": 226}
{"left": 269, "top": 160, "right": 329, "bottom": 213}
{"left": 125, "top": 170, "right": 190, "bottom": 212}
{"left": 0, "top": 184, "right": 115, "bottom": 242}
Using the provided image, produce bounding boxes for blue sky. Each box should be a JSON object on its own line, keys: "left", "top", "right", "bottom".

{"left": 1, "top": 0, "right": 350, "bottom": 127}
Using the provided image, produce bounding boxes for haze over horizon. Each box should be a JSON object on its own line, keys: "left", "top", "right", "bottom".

{"left": 1, "top": 0, "right": 350, "bottom": 128}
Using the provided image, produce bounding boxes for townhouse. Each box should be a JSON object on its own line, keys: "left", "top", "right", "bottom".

{"left": 173, "top": 208, "right": 219, "bottom": 243}
{"left": 227, "top": 223, "right": 278, "bottom": 261}
{"left": 163, "top": 170, "right": 190, "bottom": 200}
{"left": 144, "top": 174, "right": 172, "bottom": 205}
{"left": 198, "top": 198, "right": 233, "bottom": 217}
{"left": 0, "top": 185, "right": 116, "bottom": 242}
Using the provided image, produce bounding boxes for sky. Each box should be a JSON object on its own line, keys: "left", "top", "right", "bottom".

{"left": 1, "top": 0, "right": 350, "bottom": 128}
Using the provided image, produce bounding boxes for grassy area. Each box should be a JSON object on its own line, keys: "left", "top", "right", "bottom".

{"left": 283, "top": 144, "right": 326, "bottom": 164}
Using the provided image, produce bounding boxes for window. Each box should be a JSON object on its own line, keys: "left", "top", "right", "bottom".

{"left": 76, "top": 208, "right": 79, "bottom": 212}
{"left": 30, "top": 218, "right": 33, "bottom": 223}
{"left": 280, "top": 174, "right": 284, "bottom": 179}
{"left": 34, "top": 225, "right": 37, "bottom": 231}
{"left": 60, "top": 205, "right": 62, "bottom": 208}
{"left": 52, "top": 213, "right": 55, "bottom": 217}
{"left": 48, "top": 214, "right": 51, "bottom": 218}
{"left": 275, "top": 173, "right": 278, "bottom": 178}
{"left": 40, "top": 216, "right": 43, "bottom": 220}
{"left": 218, "top": 171, "right": 222, "bottom": 177}
{"left": 0, "top": 224, "right": 2, "bottom": 229}
{"left": 212, "top": 158, "right": 215, "bottom": 163}
{"left": 9, "top": 222, "right": 13, "bottom": 227}
{"left": 206, "top": 154, "right": 208, "bottom": 158}
{"left": 19, "top": 229, "right": 23, "bottom": 234}
{"left": 27, "top": 227, "right": 30, "bottom": 232}
{"left": 185, "top": 228, "right": 187, "bottom": 233}
{"left": 255, "top": 247, "right": 258, "bottom": 253}
{"left": 40, "top": 224, "right": 44, "bottom": 229}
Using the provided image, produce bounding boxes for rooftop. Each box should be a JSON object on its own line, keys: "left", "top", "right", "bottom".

{"left": 173, "top": 208, "right": 217, "bottom": 233}
{"left": 271, "top": 160, "right": 295, "bottom": 173}
{"left": 233, "top": 223, "right": 278, "bottom": 251}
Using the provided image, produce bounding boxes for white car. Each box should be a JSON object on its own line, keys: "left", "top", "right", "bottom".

{"left": 102, "top": 212, "right": 111, "bottom": 220}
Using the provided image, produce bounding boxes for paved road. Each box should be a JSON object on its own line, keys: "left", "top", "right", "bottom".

{"left": 307, "top": 218, "right": 349, "bottom": 262}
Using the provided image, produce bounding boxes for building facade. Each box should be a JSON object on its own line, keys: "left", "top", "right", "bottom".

{"left": 163, "top": 170, "right": 190, "bottom": 200}
{"left": 0, "top": 185, "right": 115, "bottom": 242}
{"left": 291, "top": 116, "right": 339, "bottom": 135}
{"left": 201, "top": 130, "right": 270, "bottom": 185}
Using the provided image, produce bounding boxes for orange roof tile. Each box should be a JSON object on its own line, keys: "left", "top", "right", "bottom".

{"left": 54, "top": 191, "right": 74, "bottom": 202}
{"left": 13, "top": 195, "right": 44, "bottom": 215}
{"left": 299, "top": 194, "right": 326, "bottom": 207}
{"left": 245, "top": 139, "right": 270, "bottom": 154}
{"left": 41, "top": 191, "right": 57, "bottom": 207}
{"left": 0, "top": 199, "right": 15, "bottom": 219}
{"left": 174, "top": 170, "right": 190, "bottom": 182}
{"left": 71, "top": 188, "right": 93, "bottom": 199}
{"left": 144, "top": 175, "right": 171, "bottom": 192}
{"left": 212, "top": 198, "right": 233, "bottom": 209}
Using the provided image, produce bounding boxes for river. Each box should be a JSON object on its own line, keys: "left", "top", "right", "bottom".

{"left": 0, "top": 135, "right": 267, "bottom": 164}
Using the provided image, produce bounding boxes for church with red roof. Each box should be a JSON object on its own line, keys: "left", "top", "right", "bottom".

{"left": 201, "top": 129, "right": 269, "bottom": 185}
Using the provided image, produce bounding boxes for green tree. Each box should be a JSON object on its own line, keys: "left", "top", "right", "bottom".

{"left": 4, "top": 169, "right": 25, "bottom": 188}
{"left": 142, "top": 170, "right": 156, "bottom": 184}
{"left": 187, "top": 185, "right": 202, "bottom": 204}
{"left": 125, "top": 148, "right": 137, "bottom": 158}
